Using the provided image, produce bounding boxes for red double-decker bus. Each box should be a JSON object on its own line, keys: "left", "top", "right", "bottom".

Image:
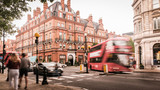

{"left": 88, "top": 37, "right": 132, "bottom": 72}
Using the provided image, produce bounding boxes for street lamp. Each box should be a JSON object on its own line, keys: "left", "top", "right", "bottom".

{"left": 35, "top": 33, "right": 40, "bottom": 84}
{"left": 84, "top": 33, "right": 89, "bottom": 73}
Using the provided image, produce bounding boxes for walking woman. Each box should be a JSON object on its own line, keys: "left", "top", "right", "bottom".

{"left": 7, "top": 53, "right": 21, "bottom": 90}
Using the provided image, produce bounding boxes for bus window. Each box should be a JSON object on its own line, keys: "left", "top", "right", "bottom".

{"left": 90, "top": 57, "right": 102, "bottom": 63}
{"left": 107, "top": 54, "right": 129, "bottom": 66}
{"left": 113, "top": 40, "right": 128, "bottom": 46}
{"left": 90, "top": 45, "right": 102, "bottom": 52}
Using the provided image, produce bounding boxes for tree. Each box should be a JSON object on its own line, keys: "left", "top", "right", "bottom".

{"left": 128, "top": 38, "right": 135, "bottom": 52}
{"left": 92, "top": 42, "right": 98, "bottom": 46}
{"left": 0, "top": 0, "right": 54, "bottom": 37}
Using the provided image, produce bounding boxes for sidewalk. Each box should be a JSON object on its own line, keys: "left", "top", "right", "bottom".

{"left": 0, "top": 72, "right": 82, "bottom": 90}
{"left": 133, "top": 68, "right": 160, "bottom": 73}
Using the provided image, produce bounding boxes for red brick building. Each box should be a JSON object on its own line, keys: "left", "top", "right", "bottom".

{"left": 15, "top": 0, "right": 117, "bottom": 65}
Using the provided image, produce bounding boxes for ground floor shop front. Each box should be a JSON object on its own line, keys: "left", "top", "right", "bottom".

{"left": 35, "top": 50, "right": 85, "bottom": 66}
{"left": 135, "top": 36, "right": 160, "bottom": 70}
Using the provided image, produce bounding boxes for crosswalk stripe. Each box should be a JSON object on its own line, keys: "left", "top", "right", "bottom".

{"left": 66, "top": 81, "right": 73, "bottom": 83}
{"left": 71, "top": 75, "right": 85, "bottom": 77}
{"left": 61, "top": 76, "right": 75, "bottom": 79}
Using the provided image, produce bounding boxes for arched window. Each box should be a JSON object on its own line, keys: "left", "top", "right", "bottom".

{"left": 153, "top": 43, "right": 160, "bottom": 65}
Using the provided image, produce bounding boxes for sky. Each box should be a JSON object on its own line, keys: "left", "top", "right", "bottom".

{"left": 10, "top": 0, "right": 134, "bottom": 40}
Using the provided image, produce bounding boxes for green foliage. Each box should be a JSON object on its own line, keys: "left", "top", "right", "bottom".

{"left": 92, "top": 42, "right": 98, "bottom": 46}
{"left": 48, "top": 58, "right": 52, "bottom": 62}
{"left": 0, "top": 0, "right": 54, "bottom": 37}
{"left": 74, "top": 60, "right": 79, "bottom": 66}
{"left": 128, "top": 38, "right": 135, "bottom": 52}
{"left": 43, "top": 59, "right": 45, "bottom": 62}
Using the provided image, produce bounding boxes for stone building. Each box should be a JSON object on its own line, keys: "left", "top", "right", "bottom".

{"left": 132, "top": 0, "right": 160, "bottom": 69}
{"left": 15, "top": 0, "right": 114, "bottom": 65}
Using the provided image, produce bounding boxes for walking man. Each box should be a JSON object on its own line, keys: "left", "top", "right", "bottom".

{"left": 18, "top": 53, "right": 30, "bottom": 89}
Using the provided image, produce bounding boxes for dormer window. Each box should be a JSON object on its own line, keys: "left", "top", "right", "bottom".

{"left": 58, "top": 5, "right": 62, "bottom": 10}
{"left": 59, "top": 12, "right": 62, "bottom": 18}
{"left": 65, "top": 8, "right": 68, "bottom": 12}
{"left": 77, "top": 18, "right": 79, "bottom": 22}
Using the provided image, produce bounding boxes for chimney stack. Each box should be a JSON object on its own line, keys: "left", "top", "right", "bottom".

{"left": 33, "top": 10, "right": 37, "bottom": 18}
{"left": 67, "top": 0, "right": 71, "bottom": 12}
{"left": 43, "top": 2, "right": 48, "bottom": 13}
{"left": 36, "top": 7, "right": 41, "bottom": 15}
{"left": 88, "top": 14, "right": 92, "bottom": 21}
{"left": 27, "top": 14, "right": 31, "bottom": 21}
{"left": 99, "top": 18, "right": 102, "bottom": 24}
{"left": 61, "top": 0, "right": 65, "bottom": 11}
{"left": 76, "top": 10, "right": 80, "bottom": 15}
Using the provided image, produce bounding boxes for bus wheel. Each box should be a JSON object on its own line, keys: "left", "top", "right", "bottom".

{"left": 90, "top": 65, "right": 93, "bottom": 70}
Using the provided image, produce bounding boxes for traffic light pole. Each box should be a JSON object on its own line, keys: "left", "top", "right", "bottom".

{"left": 85, "top": 35, "right": 88, "bottom": 73}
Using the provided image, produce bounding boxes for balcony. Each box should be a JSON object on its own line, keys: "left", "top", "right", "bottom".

{"left": 43, "top": 39, "right": 52, "bottom": 44}
{"left": 55, "top": 38, "right": 68, "bottom": 43}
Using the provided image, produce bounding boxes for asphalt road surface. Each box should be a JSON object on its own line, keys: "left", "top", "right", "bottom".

{"left": 29, "top": 66, "right": 160, "bottom": 90}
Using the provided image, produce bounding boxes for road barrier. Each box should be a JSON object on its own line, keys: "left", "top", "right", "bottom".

{"left": 103, "top": 65, "right": 108, "bottom": 73}
{"left": 80, "top": 64, "right": 84, "bottom": 72}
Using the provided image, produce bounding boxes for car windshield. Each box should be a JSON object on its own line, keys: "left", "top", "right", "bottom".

{"left": 107, "top": 54, "right": 130, "bottom": 66}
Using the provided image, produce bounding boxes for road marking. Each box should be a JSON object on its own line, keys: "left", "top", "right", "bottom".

{"left": 61, "top": 76, "right": 75, "bottom": 79}
{"left": 71, "top": 75, "right": 85, "bottom": 77}
{"left": 66, "top": 81, "right": 73, "bottom": 83}
{"left": 81, "top": 74, "right": 94, "bottom": 76}
{"left": 86, "top": 78, "right": 92, "bottom": 80}
{"left": 49, "top": 77, "right": 64, "bottom": 80}
{"left": 77, "top": 79, "right": 83, "bottom": 81}
{"left": 94, "top": 76, "right": 99, "bottom": 78}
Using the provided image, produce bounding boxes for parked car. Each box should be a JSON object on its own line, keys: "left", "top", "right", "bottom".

{"left": 33, "top": 62, "right": 63, "bottom": 76}
{"left": 50, "top": 62, "right": 67, "bottom": 68}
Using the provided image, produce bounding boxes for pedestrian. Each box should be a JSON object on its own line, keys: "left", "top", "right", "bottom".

{"left": 7, "top": 53, "right": 21, "bottom": 90}
{"left": 54, "top": 63, "right": 60, "bottom": 79}
{"left": 18, "top": 53, "right": 30, "bottom": 89}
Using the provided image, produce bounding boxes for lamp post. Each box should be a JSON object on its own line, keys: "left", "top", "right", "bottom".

{"left": 35, "top": 33, "right": 40, "bottom": 84}
{"left": 84, "top": 33, "right": 88, "bottom": 73}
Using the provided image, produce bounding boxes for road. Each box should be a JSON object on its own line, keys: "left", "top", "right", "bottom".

{"left": 28, "top": 66, "right": 160, "bottom": 90}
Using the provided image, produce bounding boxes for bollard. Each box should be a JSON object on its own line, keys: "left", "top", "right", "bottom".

{"left": 80, "top": 64, "right": 84, "bottom": 72}
{"left": 42, "top": 67, "right": 48, "bottom": 85}
{"left": 36, "top": 67, "right": 39, "bottom": 84}
{"left": 103, "top": 65, "right": 108, "bottom": 74}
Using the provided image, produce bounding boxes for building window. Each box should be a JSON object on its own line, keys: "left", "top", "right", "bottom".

{"left": 46, "top": 44, "right": 48, "bottom": 49}
{"left": 59, "top": 12, "right": 62, "bottom": 18}
{"left": 81, "top": 37, "right": 83, "bottom": 42}
{"left": 63, "top": 44, "right": 66, "bottom": 48}
{"left": 60, "top": 44, "right": 62, "bottom": 48}
{"left": 45, "top": 34, "right": 47, "bottom": 40}
{"left": 59, "top": 32, "right": 62, "bottom": 40}
{"left": 61, "top": 23, "right": 64, "bottom": 27}
{"left": 91, "top": 31, "right": 93, "bottom": 34}
{"left": 79, "top": 27, "right": 81, "bottom": 31}
{"left": 49, "top": 32, "right": 51, "bottom": 39}
{"left": 77, "top": 18, "right": 79, "bottom": 22}
{"left": 50, "top": 44, "right": 52, "bottom": 49}
{"left": 153, "top": 0, "right": 159, "bottom": 9}
{"left": 69, "top": 35, "right": 72, "bottom": 41}
{"left": 90, "top": 38, "right": 92, "bottom": 42}
{"left": 153, "top": 17, "right": 160, "bottom": 30}
{"left": 58, "top": 5, "right": 62, "bottom": 10}
{"left": 70, "top": 16, "right": 72, "bottom": 20}
{"left": 68, "top": 15, "right": 70, "bottom": 20}
{"left": 78, "top": 36, "right": 80, "bottom": 42}
{"left": 69, "top": 25, "right": 71, "bottom": 30}
{"left": 57, "top": 22, "right": 60, "bottom": 27}
{"left": 78, "top": 46, "right": 80, "bottom": 49}
{"left": 138, "top": 21, "right": 141, "bottom": 32}
{"left": 69, "top": 45, "right": 72, "bottom": 49}
{"left": 93, "top": 38, "right": 95, "bottom": 43}
{"left": 88, "top": 30, "right": 90, "bottom": 33}
{"left": 63, "top": 33, "right": 66, "bottom": 40}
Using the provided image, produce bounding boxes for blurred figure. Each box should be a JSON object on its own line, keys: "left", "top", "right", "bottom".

{"left": 7, "top": 53, "right": 21, "bottom": 90}
{"left": 18, "top": 53, "right": 30, "bottom": 89}
{"left": 54, "top": 63, "right": 60, "bottom": 79}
